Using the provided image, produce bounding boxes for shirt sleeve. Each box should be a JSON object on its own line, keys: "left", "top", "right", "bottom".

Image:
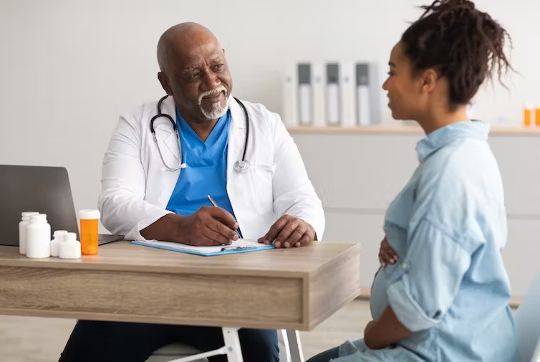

{"left": 270, "top": 112, "right": 325, "bottom": 240}
{"left": 386, "top": 217, "right": 472, "bottom": 332}
{"left": 98, "top": 114, "right": 172, "bottom": 240}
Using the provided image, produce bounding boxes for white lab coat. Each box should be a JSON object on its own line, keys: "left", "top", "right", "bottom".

{"left": 98, "top": 96, "right": 325, "bottom": 241}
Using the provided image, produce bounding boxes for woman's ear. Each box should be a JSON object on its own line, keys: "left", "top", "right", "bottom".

{"left": 421, "top": 69, "right": 439, "bottom": 94}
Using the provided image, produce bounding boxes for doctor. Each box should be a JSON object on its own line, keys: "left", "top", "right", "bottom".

{"left": 59, "top": 23, "right": 324, "bottom": 362}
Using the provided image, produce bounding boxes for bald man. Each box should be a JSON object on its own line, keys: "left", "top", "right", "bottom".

{"left": 58, "top": 23, "right": 324, "bottom": 362}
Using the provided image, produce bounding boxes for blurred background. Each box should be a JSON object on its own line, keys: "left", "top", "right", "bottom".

{"left": 0, "top": 0, "right": 539, "bottom": 360}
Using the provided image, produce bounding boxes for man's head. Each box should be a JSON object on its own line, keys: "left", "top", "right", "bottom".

{"left": 157, "top": 23, "right": 232, "bottom": 122}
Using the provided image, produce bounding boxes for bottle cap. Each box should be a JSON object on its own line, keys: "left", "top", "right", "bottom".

{"left": 22, "top": 212, "right": 39, "bottom": 217}
{"left": 30, "top": 214, "right": 47, "bottom": 222}
{"left": 66, "top": 232, "right": 77, "bottom": 242}
{"left": 79, "top": 209, "right": 100, "bottom": 220}
{"left": 53, "top": 230, "right": 68, "bottom": 239}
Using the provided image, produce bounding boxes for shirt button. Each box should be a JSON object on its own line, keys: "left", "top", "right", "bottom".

{"left": 402, "top": 263, "right": 408, "bottom": 269}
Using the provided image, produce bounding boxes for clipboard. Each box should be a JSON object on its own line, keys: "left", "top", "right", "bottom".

{"left": 130, "top": 239, "right": 274, "bottom": 257}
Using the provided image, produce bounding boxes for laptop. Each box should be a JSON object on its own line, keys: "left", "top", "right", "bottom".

{"left": 0, "top": 165, "right": 123, "bottom": 247}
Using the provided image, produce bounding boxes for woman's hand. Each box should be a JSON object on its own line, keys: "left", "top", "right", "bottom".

{"left": 378, "top": 236, "right": 399, "bottom": 267}
{"left": 364, "top": 321, "right": 376, "bottom": 336}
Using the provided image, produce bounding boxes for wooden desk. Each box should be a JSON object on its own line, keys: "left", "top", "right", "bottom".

{"left": 0, "top": 241, "right": 361, "bottom": 332}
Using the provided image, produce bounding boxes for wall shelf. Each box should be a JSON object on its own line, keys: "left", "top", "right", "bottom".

{"left": 287, "top": 126, "right": 540, "bottom": 136}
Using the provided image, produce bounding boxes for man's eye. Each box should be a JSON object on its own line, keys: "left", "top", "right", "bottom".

{"left": 189, "top": 73, "right": 200, "bottom": 79}
{"left": 214, "top": 64, "right": 224, "bottom": 70}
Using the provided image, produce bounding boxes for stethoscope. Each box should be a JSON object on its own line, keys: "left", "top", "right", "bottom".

{"left": 149, "top": 95, "right": 251, "bottom": 173}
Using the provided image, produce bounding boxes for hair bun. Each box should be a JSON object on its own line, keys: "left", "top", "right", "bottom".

{"left": 440, "top": 0, "right": 475, "bottom": 11}
{"left": 420, "top": 0, "right": 476, "bottom": 20}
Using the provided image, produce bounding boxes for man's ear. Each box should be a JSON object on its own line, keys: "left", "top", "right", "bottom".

{"left": 157, "top": 72, "right": 173, "bottom": 95}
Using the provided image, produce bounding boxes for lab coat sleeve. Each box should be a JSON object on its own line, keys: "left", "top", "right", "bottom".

{"left": 386, "top": 217, "right": 472, "bottom": 332}
{"left": 271, "top": 113, "right": 325, "bottom": 240}
{"left": 98, "top": 115, "right": 172, "bottom": 240}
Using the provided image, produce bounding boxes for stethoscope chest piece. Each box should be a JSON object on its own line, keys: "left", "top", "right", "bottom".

{"left": 234, "top": 160, "right": 251, "bottom": 173}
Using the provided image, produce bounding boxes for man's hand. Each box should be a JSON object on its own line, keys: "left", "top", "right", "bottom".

{"left": 141, "top": 207, "right": 239, "bottom": 246}
{"left": 258, "top": 215, "right": 316, "bottom": 248}
{"left": 379, "top": 236, "right": 399, "bottom": 267}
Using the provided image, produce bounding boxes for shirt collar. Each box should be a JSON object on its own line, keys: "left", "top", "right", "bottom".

{"left": 416, "top": 121, "right": 490, "bottom": 162}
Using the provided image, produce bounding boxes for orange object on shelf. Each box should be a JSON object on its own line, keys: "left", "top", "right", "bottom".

{"left": 524, "top": 108, "right": 532, "bottom": 127}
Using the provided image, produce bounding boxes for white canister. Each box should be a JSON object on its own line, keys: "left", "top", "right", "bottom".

{"left": 19, "top": 212, "right": 39, "bottom": 255}
{"left": 26, "top": 214, "right": 51, "bottom": 259}
{"left": 50, "top": 230, "right": 68, "bottom": 257}
{"left": 59, "top": 232, "right": 81, "bottom": 259}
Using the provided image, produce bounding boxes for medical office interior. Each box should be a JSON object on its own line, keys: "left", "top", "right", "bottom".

{"left": 1, "top": 0, "right": 540, "bottom": 361}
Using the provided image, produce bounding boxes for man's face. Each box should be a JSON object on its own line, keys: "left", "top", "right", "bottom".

{"left": 159, "top": 40, "right": 233, "bottom": 121}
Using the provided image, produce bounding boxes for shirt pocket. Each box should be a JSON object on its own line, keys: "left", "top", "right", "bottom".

{"left": 248, "top": 163, "right": 276, "bottom": 216}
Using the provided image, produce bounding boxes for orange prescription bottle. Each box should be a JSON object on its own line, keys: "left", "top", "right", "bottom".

{"left": 536, "top": 107, "right": 540, "bottom": 127}
{"left": 80, "top": 209, "right": 100, "bottom": 255}
{"left": 524, "top": 107, "right": 532, "bottom": 127}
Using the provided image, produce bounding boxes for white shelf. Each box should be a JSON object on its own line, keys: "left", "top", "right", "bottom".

{"left": 286, "top": 126, "right": 540, "bottom": 136}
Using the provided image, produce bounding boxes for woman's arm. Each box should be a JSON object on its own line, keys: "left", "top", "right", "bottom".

{"left": 364, "top": 307, "right": 412, "bottom": 350}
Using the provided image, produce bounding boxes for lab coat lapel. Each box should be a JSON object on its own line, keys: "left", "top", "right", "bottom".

{"left": 227, "top": 96, "right": 247, "bottom": 180}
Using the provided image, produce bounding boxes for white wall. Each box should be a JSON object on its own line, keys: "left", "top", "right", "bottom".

{"left": 0, "top": 0, "right": 538, "bottom": 271}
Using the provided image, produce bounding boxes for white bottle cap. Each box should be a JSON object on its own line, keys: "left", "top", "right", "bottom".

{"left": 30, "top": 214, "right": 47, "bottom": 223}
{"left": 80, "top": 209, "right": 100, "bottom": 220}
{"left": 53, "top": 230, "right": 68, "bottom": 239}
{"left": 21, "top": 212, "right": 39, "bottom": 221}
{"left": 66, "top": 232, "right": 77, "bottom": 242}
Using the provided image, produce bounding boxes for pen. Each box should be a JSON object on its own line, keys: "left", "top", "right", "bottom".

{"left": 220, "top": 246, "right": 257, "bottom": 252}
{"left": 207, "top": 195, "right": 243, "bottom": 238}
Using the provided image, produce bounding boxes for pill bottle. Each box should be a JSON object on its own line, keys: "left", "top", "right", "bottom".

{"left": 19, "top": 212, "right": 39, "bottom": 255}
{"left": 26, "top": 214, "right": 51, "bottom": 259}
{"left": 59, "top": 232, "right": 81, "bottom": 259}
{"left": 51, "top": 230, "right": 68, "bottom": 257}
{"left": 80, "top": 209, "right": 100, "bottom": 255}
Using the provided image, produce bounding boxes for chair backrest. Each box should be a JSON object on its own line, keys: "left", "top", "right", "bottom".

{"left": 515, "top": 271, "right": 540, "bottom": 362}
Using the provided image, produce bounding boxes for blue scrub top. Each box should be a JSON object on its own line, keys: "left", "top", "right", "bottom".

{"left": 166, "top": 109, "right": 236, "bottom": 219}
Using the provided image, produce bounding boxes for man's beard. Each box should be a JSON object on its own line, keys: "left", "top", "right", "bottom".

{"left": 198, "top": 85, "right": 229, "bottom": 119}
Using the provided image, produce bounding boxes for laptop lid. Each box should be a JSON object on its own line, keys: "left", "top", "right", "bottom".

{"left": 0, "top": 165, "right": 79, "bottom": 246}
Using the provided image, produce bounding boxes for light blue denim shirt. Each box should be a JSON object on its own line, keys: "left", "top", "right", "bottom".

{"left": 334, "top": 121, "right": 518, "bottom": 362}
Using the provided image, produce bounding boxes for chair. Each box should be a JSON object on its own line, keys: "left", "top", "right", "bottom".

{"left": 146, "top": 329, "right": 304, "bottom": 362}
{"left": 515, "top": 270, "right": 540, "bottom": 362}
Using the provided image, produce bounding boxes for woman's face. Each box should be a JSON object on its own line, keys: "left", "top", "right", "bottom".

{"left": 382, "top": 42, "right": 430, "bottom": 121}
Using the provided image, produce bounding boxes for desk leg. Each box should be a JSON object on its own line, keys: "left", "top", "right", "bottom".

{"left": 285, "top": 330, "right": 305, "bottom": 362}
{"left": 222, "top": 327, "right": 243, "bottom": 362}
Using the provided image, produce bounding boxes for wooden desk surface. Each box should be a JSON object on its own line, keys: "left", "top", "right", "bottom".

{"left": 0, "top": 241, "right": 361, "bottom": 331}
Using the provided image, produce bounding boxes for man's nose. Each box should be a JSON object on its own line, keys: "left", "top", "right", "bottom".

{"left": 202, "top": 71, "right": 221, "bottom": 90}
